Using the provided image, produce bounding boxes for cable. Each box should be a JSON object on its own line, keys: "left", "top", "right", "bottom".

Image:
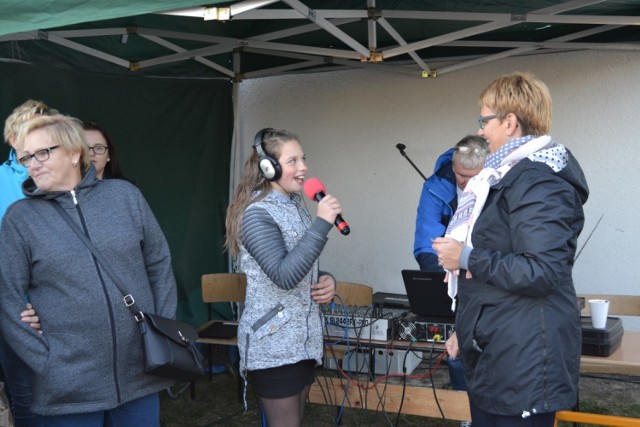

{"left": 321, "top": 293, "right": 352, "bottom": 425}
{"left": 426, "top": 340, "right": 447, "bottom": 425}
{"left": 322, "top": 299, "right": 392, "bottom": 425}
{"left": 394, "top": 340, "right": 414, "bottom": 427}
{"left": 320, "top": 299, "right": 454, "bottom": 426}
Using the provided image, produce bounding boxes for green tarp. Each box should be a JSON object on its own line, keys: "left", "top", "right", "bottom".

{"left": 0, "top": 61, "right": 233, "bottom": 325}
{"left": 0, "top": 1, "right": 227, "bottom": 37}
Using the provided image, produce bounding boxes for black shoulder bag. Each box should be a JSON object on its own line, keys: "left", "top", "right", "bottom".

{"left": 53, "top": 203, "right": 205, "bottom": 382}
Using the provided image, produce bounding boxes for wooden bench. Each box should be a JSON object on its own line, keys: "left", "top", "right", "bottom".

{"left": 555, "top": 410, "right": 640, "bottom": 426}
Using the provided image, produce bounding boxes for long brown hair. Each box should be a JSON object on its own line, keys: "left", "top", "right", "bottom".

{"left": 82, "top": 121, "right": 128, "bottom": 180}
{"left": 225, "top": 129, "right": 300, "bottom": 256}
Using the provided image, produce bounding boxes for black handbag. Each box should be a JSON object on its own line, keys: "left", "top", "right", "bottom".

{"left": 53, "top": 203, "right": 206, "bottom": 382}
{"left": 137, "top": 312, "right": 206, "bottom": 381}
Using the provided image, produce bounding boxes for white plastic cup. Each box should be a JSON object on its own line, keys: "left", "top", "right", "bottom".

{"left": 588, "top": 299, "right": 610, "bottom": 329}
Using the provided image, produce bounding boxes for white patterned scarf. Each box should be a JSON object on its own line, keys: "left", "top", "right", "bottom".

{"left": 444, "top": 135, "right": 568, "bottom": 310}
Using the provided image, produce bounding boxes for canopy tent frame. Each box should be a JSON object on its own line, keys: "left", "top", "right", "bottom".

{"left": 1, "top": 0, "right": 639, "bottom": 80}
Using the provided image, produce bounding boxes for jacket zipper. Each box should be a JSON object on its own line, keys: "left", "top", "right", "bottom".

{"left": 251, "top": 304, "right": 284, "bottom": 332}
{"left": 70, "top": 190, "right": 122, "bottom": 404}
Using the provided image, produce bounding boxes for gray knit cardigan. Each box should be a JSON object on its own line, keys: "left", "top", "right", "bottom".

{"left": 237, "top": 190, "right": 332, "bottom": 373}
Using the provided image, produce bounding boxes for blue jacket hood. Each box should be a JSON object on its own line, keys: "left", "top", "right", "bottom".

{"left": 0, "top": 149, "right": 29, "bottom": 220}
{"left": 433, "top": 148, "right": 455, "bottom": 175}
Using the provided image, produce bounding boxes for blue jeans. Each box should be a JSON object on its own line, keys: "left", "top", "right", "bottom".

{"left": 38, "top": 393, "right": 160, "bottom": 427}
{"left": 0, "top": 335, "right": 38, "bottom": 427}
{"left": 447, "top": 356, "right": 467, "bottom": 391}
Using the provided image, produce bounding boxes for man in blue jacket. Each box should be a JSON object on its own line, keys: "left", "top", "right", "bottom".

{"left": 412, "top": 135, "right": 487, "bottom": 423}
{"left": 413, "top": 135, "right": 488, "bottom": 271}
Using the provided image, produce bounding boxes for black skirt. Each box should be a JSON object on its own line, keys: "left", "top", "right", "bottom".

{"left": 250, "top": 359, "right": 316, "bottom": 398}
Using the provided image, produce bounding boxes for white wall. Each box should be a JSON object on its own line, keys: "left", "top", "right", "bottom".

{"left": 236, "top": 50, "right": 640, "bottom": 330}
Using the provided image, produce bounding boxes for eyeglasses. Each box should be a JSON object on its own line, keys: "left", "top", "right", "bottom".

{"left": 477, "top": 115, "right": 498, "bottom": 129}
{"left": 89, "top": 145, "right": 108, "bottom": 155}
{"left": 456, "top": 146, "right": 487, "bottom": 155}
{"left": 18, "top": 145, "right": 61, "bottom": 167}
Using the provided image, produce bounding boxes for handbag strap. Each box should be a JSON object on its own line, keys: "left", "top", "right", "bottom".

{"left": 52, "top": 202, "right": 144, "bottom": 319}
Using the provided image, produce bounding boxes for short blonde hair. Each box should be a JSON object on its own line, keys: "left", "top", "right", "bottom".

{"left": 479, "top": 72, "right": 552, "bottom": 136}
{"left": 4, "top": 99, "right": 57, "bottom": 144}
{"left": 16, "top": 115, "right": 90, "bottom": 172}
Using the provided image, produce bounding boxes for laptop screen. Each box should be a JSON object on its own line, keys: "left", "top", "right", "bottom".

{"left": 401, "top": 269, "right": 455, "bottom": 319}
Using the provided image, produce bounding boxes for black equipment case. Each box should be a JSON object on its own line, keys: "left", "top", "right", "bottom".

{"left": 580, "top": 316, "right": 624, "bottom": 357}
{"left": 373, "top": 292, "right": 410, "bottom": 310}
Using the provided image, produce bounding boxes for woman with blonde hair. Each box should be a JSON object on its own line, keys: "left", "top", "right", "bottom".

{"left": 434, "top": 72, "right": 589, "bottom": 426}
{"left": 0, "top": 114, "right": 177, "bottom": 426}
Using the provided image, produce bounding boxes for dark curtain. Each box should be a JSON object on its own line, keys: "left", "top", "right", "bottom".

{"left": 0, "top": 62, "right": 233, "bottom": 325}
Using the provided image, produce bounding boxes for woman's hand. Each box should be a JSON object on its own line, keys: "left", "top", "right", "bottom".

{"left": 311, "top": 275, "right": 336, "bottom": 304}
{"left": 445, "top": 331, "right": 459, "bottom": 358}
{"left": 21, "top": 303, "right": 43, "bottom": 335}
{"left": 432, "top": 237, "right": 464, "bottom": 271}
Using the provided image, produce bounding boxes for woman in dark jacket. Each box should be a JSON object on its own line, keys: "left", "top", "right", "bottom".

{"left": 433, "top": 72, "right": 589, "bottom": 426}
{"left": 0, "top": 114, "right": 177, "bottom": 426}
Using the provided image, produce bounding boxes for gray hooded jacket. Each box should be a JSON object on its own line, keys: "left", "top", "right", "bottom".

{"left": 0, "top": 166, "right": 177, "bottom": 416}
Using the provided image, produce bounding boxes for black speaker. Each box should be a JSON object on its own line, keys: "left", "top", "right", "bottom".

{"left": 253, "top": 128, "right": 281, "bottom": 181}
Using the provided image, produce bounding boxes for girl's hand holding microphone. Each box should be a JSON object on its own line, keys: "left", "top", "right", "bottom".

{"left": 316, "top": 194, "right": 342, "bottom": 224}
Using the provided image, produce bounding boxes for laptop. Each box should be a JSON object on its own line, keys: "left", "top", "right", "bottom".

{"left": 401, "top": 269, "right": 455, "bottom": 321}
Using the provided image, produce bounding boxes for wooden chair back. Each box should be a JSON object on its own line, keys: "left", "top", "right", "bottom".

{"left": 201, "top": 273, "right": 246, "bottom": 304}
{"left": 334, "top": 281, "right": 373, "bottom": 307}
{"left": 195, "top": 273, "right": 247, "bottom": 399}
{"left": 578, "top": 294, "right": 640, "bottom": 317}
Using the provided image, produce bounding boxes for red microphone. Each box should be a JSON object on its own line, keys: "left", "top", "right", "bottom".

{"left": 303, "top": 177, "right": 350, "bottom": 236}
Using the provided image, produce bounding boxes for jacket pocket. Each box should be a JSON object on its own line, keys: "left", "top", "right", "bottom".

{"left": 40, "top": 330, "right": 105, "bottom": 405}
{"left": 251, "top": 304, "right": 291, "bottom": 340}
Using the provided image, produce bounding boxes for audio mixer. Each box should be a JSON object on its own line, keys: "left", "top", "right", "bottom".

{"left": 321, "top": 305, "right": 408, "bottom": 341}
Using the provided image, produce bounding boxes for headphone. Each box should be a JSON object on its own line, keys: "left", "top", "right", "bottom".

{"left": 253, "top": 128, "right": 282, "bottom": 181}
